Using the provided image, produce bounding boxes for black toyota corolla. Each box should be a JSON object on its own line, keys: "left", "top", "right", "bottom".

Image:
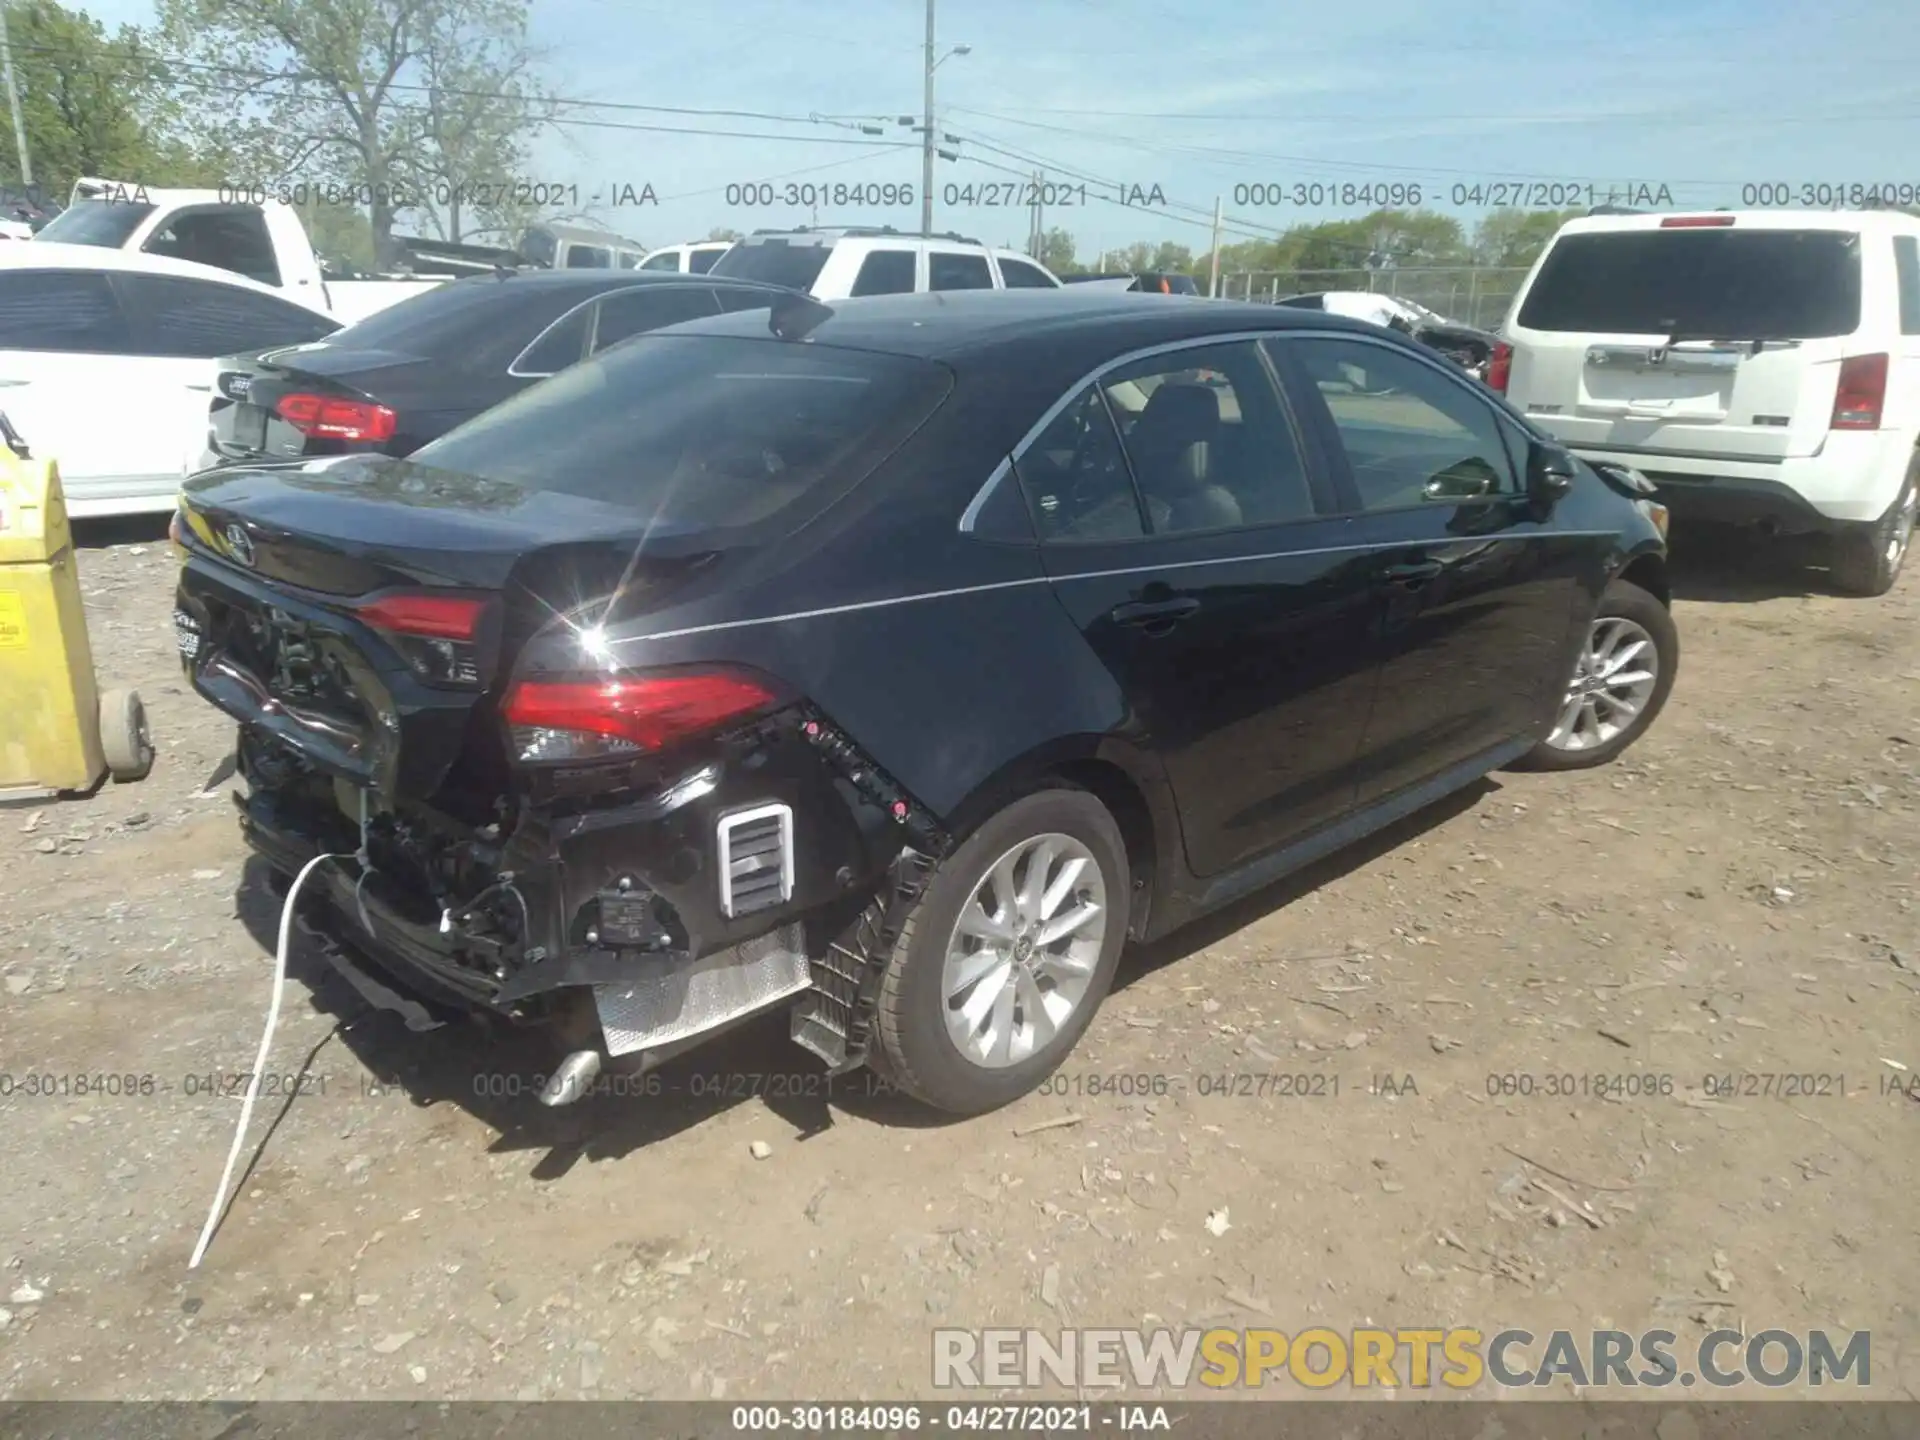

{"left": 171, "top": 289, "right": 1677, "bottom": 1115}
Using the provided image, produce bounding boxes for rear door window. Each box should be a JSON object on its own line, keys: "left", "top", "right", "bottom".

{"left": 0, "top": 270, "right": 136, "bottom": 353}
{"left": 850, "top": 249, "right": 916, "bottom": 296}
{"left": 408, "top": 335, "right": 953, "bottom": 539}
{"left": 1895, "top": 236, "right": 1920, "bottom": 336}
{"left": 1517, "top": 228, "right": 1863, "bottom": 339}
{"left": 117, "top": 274, "right": 338, "bottom": 357}
{"left": 587, "top": 286, "right": 719, "bottom": 353}
{"left": 565, "top": 245, "right": 611, "bottom": 269}
{"left": 1100, "top": 341, "right": 1318, "bottom": 531}
{"left": 929, "top": 252, "right": 993, "bottom": 291}
{"left": 688, "top": 249, "right": 724, "bottom": 274}
{"left": 1013, "top": 386, "right": 1144, "bottom": 542}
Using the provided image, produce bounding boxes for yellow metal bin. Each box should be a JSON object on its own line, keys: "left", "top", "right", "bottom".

{"left": 0, "top": 435, "right": 154, "bottom": 797}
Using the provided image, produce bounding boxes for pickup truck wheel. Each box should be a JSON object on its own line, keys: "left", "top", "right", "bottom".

{"left": 872, "top": 786, "right": 1129, "bottom": 1115}
{"left": 1829, "top": 463, "right": 1917, "bottom": 597}
{"left": 1513, "top": 580, "right": 1677, "bottom": 772}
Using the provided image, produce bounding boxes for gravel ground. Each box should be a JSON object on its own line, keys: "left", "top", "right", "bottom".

{"left": 0, "top": 519, "right": 1915, "bottom": 1402}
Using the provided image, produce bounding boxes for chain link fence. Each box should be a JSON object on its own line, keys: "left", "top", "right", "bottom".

{"left": 1212, "top": 267, "right": 1532, "bottom": 330}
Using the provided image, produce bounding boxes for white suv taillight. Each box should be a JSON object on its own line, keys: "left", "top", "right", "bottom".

{"left": 1831, "top": 353, "right": 1888, "bottom": 431}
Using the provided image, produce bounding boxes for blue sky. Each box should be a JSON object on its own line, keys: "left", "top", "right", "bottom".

{"left": 82, "top": 0, "right": 1920, "bottom": 258}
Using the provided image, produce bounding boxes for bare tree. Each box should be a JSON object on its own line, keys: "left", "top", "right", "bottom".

{"left": 408, "top": 0, "right": 553, "bottom": 243}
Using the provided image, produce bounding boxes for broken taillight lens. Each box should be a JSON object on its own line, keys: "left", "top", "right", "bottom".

{"left": 353, "top": 592, "right": 488, "bottom": 686}
{"left": 501, "top": 669, "right": 780, "bottom": 762}
{"left": 276, "top": 393, "right": 398, "bottom": 443}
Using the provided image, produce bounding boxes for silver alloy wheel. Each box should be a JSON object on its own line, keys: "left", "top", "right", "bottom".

{"left": 940, "top": 832, "right": 1108, "bottom": 1069}
{"left": 1888, "top": 479, "right": 1917, "bottom": 570}
{"left": 1545, "top": 615, "right": 1660, "bottom": 752}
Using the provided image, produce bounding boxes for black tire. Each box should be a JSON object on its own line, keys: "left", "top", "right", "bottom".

{"left": 1828, "top": 462, "right": 1917, "bottom": 597}
{"left": 871, "top": 786, "right": 1130, "bottom": 1115}
{"left": 1512, "top": 579, "right": 1677, "bottom": 772}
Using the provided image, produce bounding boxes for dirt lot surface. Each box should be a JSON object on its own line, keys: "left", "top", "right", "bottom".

{"left": 0, "top": 520, "right": 1915, "bottom": 1404}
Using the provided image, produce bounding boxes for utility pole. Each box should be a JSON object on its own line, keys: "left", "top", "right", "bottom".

{"left": 1029, "top": 168, "right": 1043, "bottom": 258}
{"left": 1206, "top": 195, "right": 1223, "bottom": 297}
{"left": 919, "top": 0, "right": 935, "bottom": 234}
{"left": 0, "top": 3, "right": 31, "bottom": 189}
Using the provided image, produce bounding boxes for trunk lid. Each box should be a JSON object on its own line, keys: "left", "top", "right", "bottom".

{"left": 1507, "top": 223, "right": 1863, "bottom": 462}
{"left": 209, "top": 345, "right": 430, "bottom": 464}
{"left": 175, "top": 455, "right": 713, "bottom": 799}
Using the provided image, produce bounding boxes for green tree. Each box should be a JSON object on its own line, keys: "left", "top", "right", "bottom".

{"left": 1035, "top": 225, "right": 1077, "bottom": 274}
{"left": 154, "top": 0, "right": 551, "bottom": 253}
{"left": 2, "top": 0, "right": 217, "bottom": 196}
{"left": 1472, "top": 207, "right": 1581, "bottom": 268}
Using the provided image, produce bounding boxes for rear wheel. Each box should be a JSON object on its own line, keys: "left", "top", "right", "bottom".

{"left": 872, "top": 786, "right": 1129, "bottom": 1115}
{"left": 1829, "top": 462, "right": 1917, "bottom": 597}
{"left": 1513, "top": 579, "right": 1677, "bottom": 772}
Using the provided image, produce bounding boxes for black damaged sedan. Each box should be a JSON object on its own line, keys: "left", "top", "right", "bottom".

{"left": 171, "top": 289, "right": 1677, "bottom": 1115}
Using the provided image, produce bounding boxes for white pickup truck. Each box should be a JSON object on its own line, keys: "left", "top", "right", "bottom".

{"left": 33, "top": 179, "right": 445, "bottom": 325}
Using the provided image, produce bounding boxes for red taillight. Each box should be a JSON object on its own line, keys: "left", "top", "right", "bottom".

{"left": 354, "top": 592, "right": 485, "bottom": 640}
{"left": 501, "top": 671, "right": 778, "bottom": 758}
{"left": 168, "top": 508, "right": 187, "bottom": 547}
{"left": 275, "top": 392, "right": 397, "bottom": 443}
{"left": 1831, "top": 353, "right": 1888, "bottom": 431}
{"left": 1659, "top": 215, "right": 1736, "bottom": 228}
{"left": 1486, "top": 340, "right": 1513, "bottom": 394}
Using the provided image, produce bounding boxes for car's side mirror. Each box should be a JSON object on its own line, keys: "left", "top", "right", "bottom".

{"left": 1424, "top": 461, "right": 1497, "bottom": 502}
{"left": 1526, "top": 441, "right": 1577, "bottom": 511}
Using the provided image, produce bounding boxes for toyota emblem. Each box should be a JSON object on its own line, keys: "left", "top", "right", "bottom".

{"left": 223, "top": 522, "right": 255, "bottom": 566}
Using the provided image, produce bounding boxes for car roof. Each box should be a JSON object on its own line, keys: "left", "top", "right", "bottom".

{"left": 0, "top": 240, "right": 322, "bottom": 301}
{"left": 654, "top": 288, "right": 1402, "bottom": 362}
{"left": 1556, "top": 209, "right": 1920, "bottom": 237}
{"left": 444, "top": 268, "right": 781, "bottom": 293}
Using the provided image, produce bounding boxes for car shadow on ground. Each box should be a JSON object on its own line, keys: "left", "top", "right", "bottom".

{"left": 229, "top": 779, "right": 1503, "bottom": 1175}
{"left": 1664, "top": 521, "right": 1837, "bottom": 603}
{"left": 71, "top": 515, "right": 173, "bottom": 551}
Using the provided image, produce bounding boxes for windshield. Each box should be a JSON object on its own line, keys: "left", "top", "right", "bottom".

{"left": 36, "top": 199, "right": 155, "bottom": 247}
{"left": 409, "top": 334, "right": 951, "bottom": 537}
{"left": 1517, "top": 228, "right": 1863, "bottom": 339}
{"left": 708, "top": 239, "right": 831, "bottom": 291}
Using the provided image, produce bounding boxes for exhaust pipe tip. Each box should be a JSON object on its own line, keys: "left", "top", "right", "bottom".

{"left": 539, "top": 1049, "right": 604, "bottom": 1107}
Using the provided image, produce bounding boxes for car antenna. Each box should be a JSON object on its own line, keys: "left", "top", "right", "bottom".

{"left": 769, "top": 291, "right": 834, "bottom": 341}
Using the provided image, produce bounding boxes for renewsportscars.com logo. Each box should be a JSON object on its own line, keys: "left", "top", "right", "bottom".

{"left": 932, "top": 1327, "right": 1872, "bottom": 1391}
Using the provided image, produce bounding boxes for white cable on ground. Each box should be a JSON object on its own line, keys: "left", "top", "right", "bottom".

{"left": 188, "top": 849, "right": 348, "bottom": 1270}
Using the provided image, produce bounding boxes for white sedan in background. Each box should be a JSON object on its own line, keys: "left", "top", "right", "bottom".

{"left": 0, "top": 243, "right": 339, "bottom": 517}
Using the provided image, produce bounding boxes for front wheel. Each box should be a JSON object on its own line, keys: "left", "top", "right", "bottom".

{"left": 1513, "top": 579, "right": 1677, "bottom": 772}
{"left": 872, "top": 786, "right": 1130, "bottom": 1115}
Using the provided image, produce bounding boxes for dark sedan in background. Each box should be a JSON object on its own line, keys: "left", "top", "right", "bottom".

{"left": 201, "top": 270, "right": 794, "bottom": 465}
{"left": 172, "top": 289, "right": 1675, "bottom": 1117}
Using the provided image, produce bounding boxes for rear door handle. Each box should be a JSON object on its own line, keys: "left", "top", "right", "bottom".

{"left": 1383, "top": 559, "right": 1443, "bottom": 585}
{"left": 1110, "top": 596, "right": 1201, "bottom": 626}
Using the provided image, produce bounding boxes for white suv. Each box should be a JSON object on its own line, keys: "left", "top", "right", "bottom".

{"left": 1501, "top": 209, "right": 1920, "bottom": 594}
{"left": 707, "top": 227, "right": 1061, "bottom": 299}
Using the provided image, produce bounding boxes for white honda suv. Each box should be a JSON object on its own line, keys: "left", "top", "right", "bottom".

{"left": 1500, "top": 209, "right": 1920, "bottom": 595}
{"left": 707, "top": 226, "right": 1061, "bottom": 299}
